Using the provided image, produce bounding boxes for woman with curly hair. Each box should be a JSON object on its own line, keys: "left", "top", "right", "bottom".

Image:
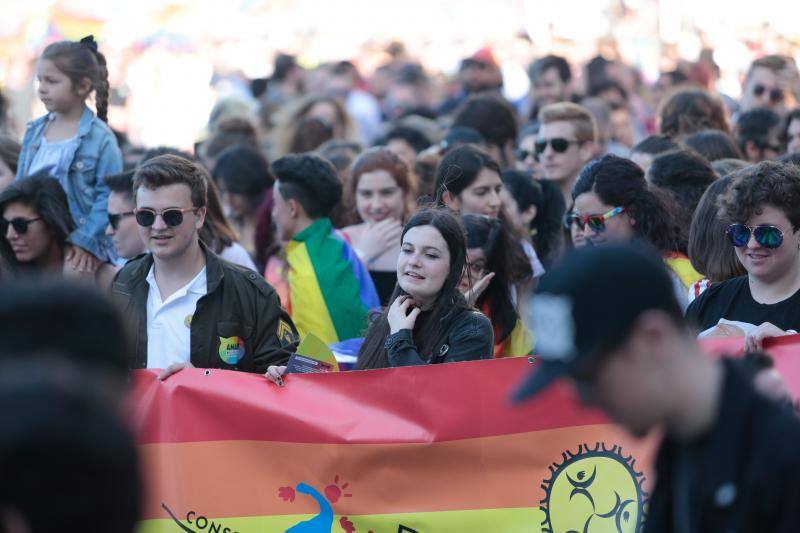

{"left": 687, "top": 161, "right": 800, "bottom": 349}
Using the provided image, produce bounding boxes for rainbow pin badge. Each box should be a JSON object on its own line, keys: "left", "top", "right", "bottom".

{"left": 218, "top": 336, "right": 246, "bottom": 365}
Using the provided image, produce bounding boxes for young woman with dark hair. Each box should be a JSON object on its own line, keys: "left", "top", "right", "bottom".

{"left": 435, "top": 144, "right": 503, "bottom": 217}
{"left": 500, "top": 169, "right": 566, "bottom": 269}
{"left": 0, "top": 174, "right": 116, "bottom": 285}
{"left": 436, "top": 144, "right": 541, "bottom": 283}
{"left": 458, "top": 214, "right": 533, "bottom": 357}
{"left": 355, "top": 208, "right": 493, "bottom": 369}
{"left": 567, "top": 154, "right": 701, "bottom": 308}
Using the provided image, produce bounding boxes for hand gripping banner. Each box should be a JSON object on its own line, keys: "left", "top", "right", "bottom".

{"left": 131, "top": 336, "right": 800, "bottom": 533}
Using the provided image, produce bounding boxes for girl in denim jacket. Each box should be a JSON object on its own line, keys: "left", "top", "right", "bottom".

{"left": 16, "top": 35, "right": 122, "bottom": 273}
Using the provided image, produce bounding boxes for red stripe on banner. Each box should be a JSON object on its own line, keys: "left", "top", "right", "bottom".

{"left": 131, "top": 334, "right": 800, "bottom": 446}
{"left": 130, "top": 358, "right": 609, "bottom": 445}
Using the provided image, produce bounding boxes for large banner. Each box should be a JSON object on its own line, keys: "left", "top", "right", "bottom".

{"left": 131, "top": 336, "right": 800, "bottom": 533}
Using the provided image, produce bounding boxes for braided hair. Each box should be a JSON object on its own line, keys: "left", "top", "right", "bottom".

{"left": 41, "top": 35, "right": 110, "bottom": 122}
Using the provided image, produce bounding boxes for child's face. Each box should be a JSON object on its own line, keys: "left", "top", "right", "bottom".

{"left": 36, "top": 59, "right": 84, "bottom": 114}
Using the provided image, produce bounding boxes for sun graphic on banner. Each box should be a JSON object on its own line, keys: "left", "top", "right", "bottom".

{"left": 540, "top": 442, "right": 648, "bottom": 533}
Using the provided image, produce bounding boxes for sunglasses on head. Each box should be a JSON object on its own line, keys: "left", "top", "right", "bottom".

{"left": 726, "top": 223, "right": 784, "bottom": 249}
{"left": 535, "top": 137, "right": 580, "bottom": 158}
{"left": 752, "top": 84, "right": 785, "bottom": 104}
{"left": 107, "top": 211, "right": 134, "bottom": 231}
{"left": 1, "top": 217, "right": 42, "bottom": 235}
{"left": 134, "top": 207, "right": 196, "bottom": 228}
{"left": 563, "top": 207, "right": 625, "bottom": 233}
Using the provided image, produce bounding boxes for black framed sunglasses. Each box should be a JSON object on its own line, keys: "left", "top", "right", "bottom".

{"left": 134, "top": 207, "right": 196, "bottom": 228}
{"left": 535, "top": 137, "right": 580, "bottom": 158}
{"left": 1, "top": 216, "right": 43, "bottom": 235}
{"left": 726, "top": 223, "right": 784, "bottom": 249}
{"left": 107, "top": 211, "right": 135, "bottom": 230}
{"left": 752, "top": 84, "right": 785, "bottom": 104}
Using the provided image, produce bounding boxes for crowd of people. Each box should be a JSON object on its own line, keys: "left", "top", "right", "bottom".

{"left": 3, "top": 34, "right": 800, "bottom": 531}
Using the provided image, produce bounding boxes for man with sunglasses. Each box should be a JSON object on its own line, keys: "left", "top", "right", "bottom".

{"left": 515, "top": 244, "right": 800, "bottom": 532}
{"left": 687, "top": 161, "right": 800, "bottom": 351}
{"left": 111, "top": 154, "right": 298, "bottom": 379}
{"left": 739, "top": 55, "right": 798, "bottom": 115}
{"left": 104, "top": 170, "right": 146, "bottom": 263}
{"left": 536, "top": 102, "right": 597, "bottom": 205}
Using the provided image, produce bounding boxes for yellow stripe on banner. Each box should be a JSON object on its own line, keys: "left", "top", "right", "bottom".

{"left": 286, "top": 241, "right": 339, "bottom": 344}
{"left": 137, "top": 507, "right": 546, "bottom": 533}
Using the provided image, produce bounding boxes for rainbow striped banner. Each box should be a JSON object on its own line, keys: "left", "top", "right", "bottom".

{"left": 276, "top": 218, "right": 379, "bottom": 345}
{"left": 131, "top": 338, "right": 800, "bottom": 532}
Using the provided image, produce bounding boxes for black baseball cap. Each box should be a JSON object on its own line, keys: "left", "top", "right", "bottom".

{"left": 513, "top": 244, "right": 683, "bottom": 402}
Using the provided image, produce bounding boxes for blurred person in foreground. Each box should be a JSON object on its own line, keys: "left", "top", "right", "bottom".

{"left": 0, "top": 279, "right": 130, "bottom": 393}
{"left": 0, "top": 279, "right": 139, "bottom": 532}
{"left": 0, "top": 360, "right": 140, "bottom": 533}
{"left": 516, "top": 244, "right": 800, "bottom": 532}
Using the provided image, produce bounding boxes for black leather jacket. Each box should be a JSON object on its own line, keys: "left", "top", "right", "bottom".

{"left": 385, "top": 306, "right": 494, "bottom": 366}
{"left": 111, "top": 243, "right": 298, "bottom": 373}
{"left": 645, "top": 358, "right": 800, "bottom": 533}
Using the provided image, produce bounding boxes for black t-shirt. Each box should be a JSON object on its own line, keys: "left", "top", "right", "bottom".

{"left": 686, "top": 276, "right": 800, "bottom": 332}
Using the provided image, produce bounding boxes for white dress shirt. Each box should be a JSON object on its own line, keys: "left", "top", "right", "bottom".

{"left": 146, "top": 265, "right": 207, "bottom": 369}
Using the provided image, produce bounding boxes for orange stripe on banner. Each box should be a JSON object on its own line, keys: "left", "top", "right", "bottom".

{"left": 140, "top": 424, "right": 658, "bottom": 520}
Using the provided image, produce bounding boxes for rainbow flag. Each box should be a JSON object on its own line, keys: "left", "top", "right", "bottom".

{"left": 663, "top": 252, "right": 704, "bottom": 290}
{"left": 270, "top": 218, "right": 379, "bottom": 345}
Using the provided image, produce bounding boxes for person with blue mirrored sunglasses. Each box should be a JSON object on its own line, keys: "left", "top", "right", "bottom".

{"left": 687, "top": 161, "right": 800, "bottom": 350}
